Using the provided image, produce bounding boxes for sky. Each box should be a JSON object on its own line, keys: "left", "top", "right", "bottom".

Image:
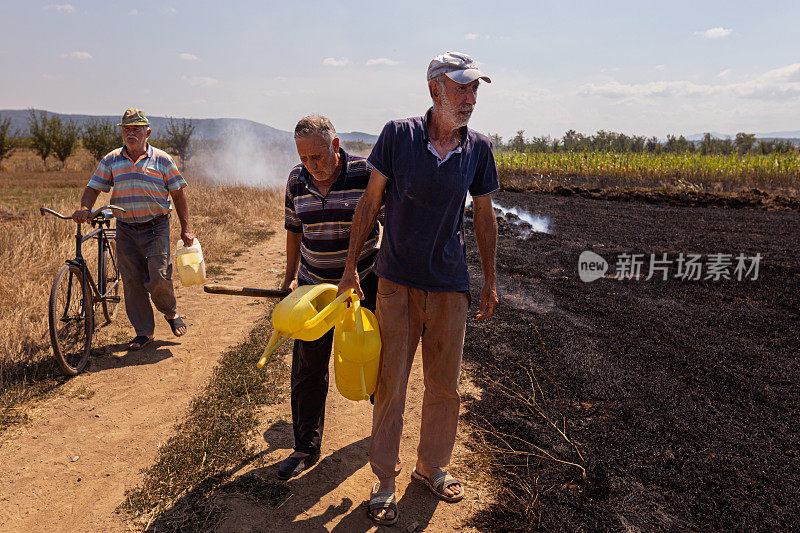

{"left": 1, "top": 0, "right": 798, "bottom": 140}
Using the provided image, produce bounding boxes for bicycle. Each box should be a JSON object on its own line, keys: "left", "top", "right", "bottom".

{"left": 40, "top": 204, "right": 126, "bottom": 375}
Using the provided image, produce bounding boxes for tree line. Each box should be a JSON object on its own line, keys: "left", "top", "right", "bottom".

{"left": 0, "top": 110, "right": 196, "bottom": 170}
{"left": 490, "top": 129, "right": 798, "bottom": 156}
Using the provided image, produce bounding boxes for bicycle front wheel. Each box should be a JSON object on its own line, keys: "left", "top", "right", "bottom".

{"left": 101, "top": 237, "right": 121, "bottom": 322}
{"left": 49, "top": 264, "right": 93, "bottom": 375}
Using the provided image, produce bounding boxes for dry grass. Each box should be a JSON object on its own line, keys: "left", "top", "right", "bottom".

{"left": 0, "top": 148, "right": 284, "bottom": 434}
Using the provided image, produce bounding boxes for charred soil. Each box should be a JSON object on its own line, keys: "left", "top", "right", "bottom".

{"left": 462, "top": 189, "right": 800, "bottom": 531}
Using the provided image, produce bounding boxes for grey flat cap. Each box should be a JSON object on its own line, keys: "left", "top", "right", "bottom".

{"left": 427, "top": 51, "right": 491, "bottom": 84}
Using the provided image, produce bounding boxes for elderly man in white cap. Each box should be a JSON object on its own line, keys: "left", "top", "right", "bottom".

{"left": 338, "top": 51, "right": 499, "bottom": 525}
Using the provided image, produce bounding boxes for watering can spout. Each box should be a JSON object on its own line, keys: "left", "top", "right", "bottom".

{"left": 256, "top": 284, "right": 357, "bottom": 371}
{"left": 257, "top": 330, "right": 291, "bottom": 368}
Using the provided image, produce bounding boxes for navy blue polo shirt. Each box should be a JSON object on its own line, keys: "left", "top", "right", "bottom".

{"left": 367, "top": 109, "right": 499, "bottom": 292}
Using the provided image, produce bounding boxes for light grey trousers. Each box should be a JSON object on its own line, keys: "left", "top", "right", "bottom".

{"left": 116, "top": 217, "right": 178, "bottom": 337}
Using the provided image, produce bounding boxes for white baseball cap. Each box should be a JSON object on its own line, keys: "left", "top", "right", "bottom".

{"left": 426, "top": 51, "right": 491, "bottom": 84}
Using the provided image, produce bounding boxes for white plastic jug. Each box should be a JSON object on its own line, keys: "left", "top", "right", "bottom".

{"left": 176, "top": 238, "right": 206, "bottom": 286}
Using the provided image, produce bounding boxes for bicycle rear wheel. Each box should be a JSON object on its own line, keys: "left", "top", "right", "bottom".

{"left": 101, "top": 237, "right": 121, "bottom": 322}
{"left": 49, "top": 264, "right": 93, "bottom": 375}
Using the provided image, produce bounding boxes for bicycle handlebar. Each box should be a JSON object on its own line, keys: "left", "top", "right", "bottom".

{"left": 40, "top": 204, "right": 127, "bottom": 221}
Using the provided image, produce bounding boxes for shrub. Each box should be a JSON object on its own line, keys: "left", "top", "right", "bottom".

{"left": 82, "top": 117, "right": 119, "bottom": 161}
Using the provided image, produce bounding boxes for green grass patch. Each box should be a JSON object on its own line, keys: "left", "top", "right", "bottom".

{"left": 121, "top": 312, "right": 289, "bottom": 527}
{"left": 240, "top": 228, "right": 276, "bottom": 244}
{"left": 205, "top": 265, "right": 226, "bottom": 277}
{"left": 70, "top": 384, "right": 96, "bottom": 400}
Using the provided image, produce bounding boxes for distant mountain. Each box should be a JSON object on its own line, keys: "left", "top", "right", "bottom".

{"left": 0, "top": 109, "right": 378, "bottom": 143}
{"left": 339, "top": 131, "right": 378, "bottom": 144}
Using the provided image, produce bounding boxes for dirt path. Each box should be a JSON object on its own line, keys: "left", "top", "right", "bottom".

{"left": 204, "top": 351, "right": 487, "bottom": 533}
{"left": 0, "top": 232, "right": 490, "bottom": 532}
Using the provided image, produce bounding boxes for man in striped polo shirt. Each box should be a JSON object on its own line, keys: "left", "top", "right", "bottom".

{"left": 277, "top": 115, "right": 380, "bottom": 479}
{"left": 72, "top": 108, "right": 193, "bottom": 351}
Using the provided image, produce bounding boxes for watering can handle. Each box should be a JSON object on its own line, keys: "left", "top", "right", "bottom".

{"left": 302, "top": 289, "right": 357, "bottom": 330}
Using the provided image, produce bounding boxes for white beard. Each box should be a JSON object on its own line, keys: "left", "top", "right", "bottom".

{"left": 440, "top": 89, "right": 473, "bottom": 128}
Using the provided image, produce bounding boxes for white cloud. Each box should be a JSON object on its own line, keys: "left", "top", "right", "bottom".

{"left": 42, "top": 74, "right": 58, "bottom": 80}
{"left": 178, "top": 53, "right": 199, "bottom": 61}
{"left": 694, "top": 27, "right": 732, "bottom": 39}
{"left": 761, "top": 63, "right": 800, "bottom": 81}
{"left": 366, "top": 57, "right": 399, "bottom": 67}
{"left": 62, "top": 51, "right": 92, "bottom": 60}
{"left": 322, "top": 57, "right": 350, "bottom": 67}
{"left": 44, "top": 4, "right": 75, "bottom": 13}
{"left": 580, "top": 63, "right": 800, "bottom": 101}
{"left": 718, "top": 69, "right": 731, "bottom": 78}
{"left": 274, "top": 76, "right": 288, "bottom": 82}
{"left": 181, "top": 75, "right": 218, "bottom": 86}
{"left": 129, "top": 9, "right": 138, "bottom": 15}
{"left": 192, "top": 99, "right": 208, "bottom": 104}
{"left": 655, "top": 65, "right": 665, "bottom": 71}
{"left": 170, "top": 7, "right": 177, "bottom": 13}
{"left": 464, "top": 33, "right": 478, "bottom": 40}
{"left": 143, "top": 89, "right": 152, "bottom": 94}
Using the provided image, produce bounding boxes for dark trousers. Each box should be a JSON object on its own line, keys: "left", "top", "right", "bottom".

{"left": 291, "top": 272, "right": 378, "bottom": 454}
{"left": 116, "top": 217, "right": 178, "bottom": 337}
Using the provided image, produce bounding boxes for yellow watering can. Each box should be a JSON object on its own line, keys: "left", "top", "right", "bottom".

{"left": 256, "top": 284, "right": 354, "bottom": 368}
{"left": 333, "top": 297, "right": 382, "bottom": 401}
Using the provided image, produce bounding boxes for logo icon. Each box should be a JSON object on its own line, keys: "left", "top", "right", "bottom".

{"left": 578, "top": 251, "right": 608, "bottom": 282}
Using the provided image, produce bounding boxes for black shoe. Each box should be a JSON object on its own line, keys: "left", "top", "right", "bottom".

{"left": 277, "top": 452, "right": 320, "bottom": 480}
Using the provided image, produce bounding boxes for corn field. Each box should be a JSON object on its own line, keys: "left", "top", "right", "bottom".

{"left": 496, "top": 151, "right": 800, "bottom": 190}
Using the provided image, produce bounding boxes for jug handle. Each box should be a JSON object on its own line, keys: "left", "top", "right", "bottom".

{"left": 360, "top": 366, "right": 368, "bottom": 401}
{"left": 257, "top": 331, "right": 292, "bottom": 369}
{"left": 352, "top": 297, "right": 365, "bottom": 334}
{"left": 303, "top": 289, "right": 356, "bottom": 330}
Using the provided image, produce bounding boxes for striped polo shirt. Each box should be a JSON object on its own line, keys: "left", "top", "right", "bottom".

{"left": 87, "top": 144, "right": 187, "bottom": 224}
{"left": 285, "top": 149, "right": 380, "bottom": 284}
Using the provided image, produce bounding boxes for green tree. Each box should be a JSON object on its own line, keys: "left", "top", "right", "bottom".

{"left": 49, "top": 115, "right": 80, "bottom": 167}
{"left": 28, "top": 109, "right": 52, "bottom": 165}
{"left": 645, "top": 136, "right": 661, "bottom": 153}
{"left": 164, "top": 117, "right": 196, "bottom": 168}
{"left": 509, "top": 130, "right": 527, "bottom": 152}
{"left": 0, "top": 114, "right": 17, "bottom": 168}
{"left": 664, "top": 134, "right": 692, "bottom": 153}
{"left": 488, "top": 133, "right": 503, "bottom": 150}
{"left": 529, "top": 135, "right": 552, "bottom": 153}
{"left": 562, "top": 129, "right": 587, "bottom": 152}
{"left": 82, "top": 117, "right": 119, "bottom": 161}
{"left": 734, "top": 132, "right": 756, "bottom": 154}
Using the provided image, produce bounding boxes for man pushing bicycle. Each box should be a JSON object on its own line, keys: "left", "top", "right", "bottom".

{"left": 72, "top": 108, "right": 193, "bottom": 350}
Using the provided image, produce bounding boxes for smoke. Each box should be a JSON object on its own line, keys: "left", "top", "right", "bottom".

{"left": 492, "top": 201, "right": 551, "bottom": 235}
{"left": 465, "top": 195, "right": 551, "bottom": 236}
{"left": 190, "top": 127, "right": 298, "bottom": 187}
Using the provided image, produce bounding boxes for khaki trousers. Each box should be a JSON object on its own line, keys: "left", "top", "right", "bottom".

{"left": 369, "top": 278, "right": 469, "bottom": 482}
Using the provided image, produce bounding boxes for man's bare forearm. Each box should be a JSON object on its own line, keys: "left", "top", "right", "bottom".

{"left": 473, "top": 196, "right": 498, "bottom": 285}
{"left": 284, "top": 231, "right": 302, "bottom": 285}
{"left": 343, "top": 170, "right": 387, "bottom": 274}
{"left": 172, "top": 188, "right": 190, "bottom": 233}
{"left": 79, "top": 186, "right": 100, "bottom": 211}
{"left": 343, "top": 196, "right": 381, "bottom": 272}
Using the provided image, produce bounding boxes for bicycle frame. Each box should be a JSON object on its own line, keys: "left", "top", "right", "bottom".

{"left": 65, "top": 219, "right": 121, "bottom": 306}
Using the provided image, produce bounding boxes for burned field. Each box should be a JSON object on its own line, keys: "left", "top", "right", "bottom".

{"left": 462, "top": 190, "right": 800, "bottom": 531}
